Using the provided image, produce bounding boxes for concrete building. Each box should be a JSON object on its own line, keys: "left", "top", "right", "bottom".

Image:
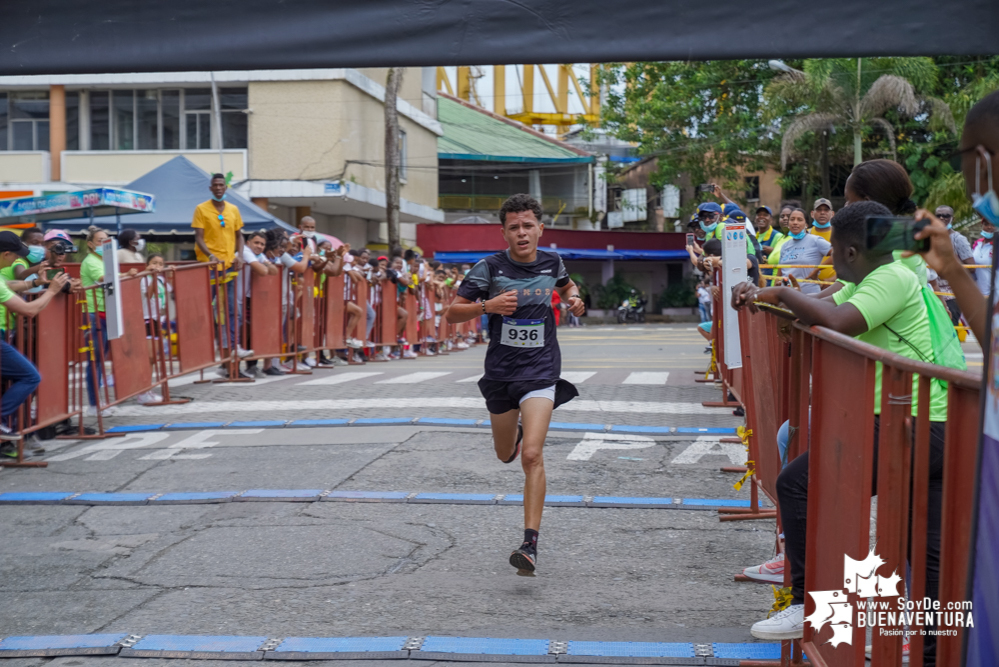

{"left": 0, "top": 68, "right": 443, "bottom": 248}
{"left": 436, "top": 94, "right": 596, "bottom": 229}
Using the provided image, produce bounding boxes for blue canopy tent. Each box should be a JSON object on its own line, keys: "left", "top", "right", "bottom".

{"left": 62, "top": 156, "right": 296, "bottom": 237}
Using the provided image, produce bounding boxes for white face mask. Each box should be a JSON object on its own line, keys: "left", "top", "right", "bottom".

{"left": 302, "top": 231, "right": 315, "bottom": 239}
{"left": 972, "top": 147, "right": 999, "bottom": 227}
{"left": 135, "top": 238, "right": 146, "bottom": 252}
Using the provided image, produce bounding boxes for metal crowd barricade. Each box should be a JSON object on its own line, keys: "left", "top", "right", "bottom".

{"left": 735, "top": 308, "right": 980, "bottom": 667}
{"left": 0, "top": 290, "right": 87, "bottom": 467}
{"left": 702, "top": 267, "right": 742, "bottom": 409}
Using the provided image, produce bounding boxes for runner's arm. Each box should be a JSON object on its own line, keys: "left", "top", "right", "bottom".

{"left": 557, "top": 279, "right": 585, "bottom": 316}
{"left": 445, "top": 292, "right": 517, "bottom": 323}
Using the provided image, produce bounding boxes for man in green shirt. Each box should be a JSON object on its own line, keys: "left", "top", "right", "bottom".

{"left": 732, "top": 202, "right": 947, "bottom": 665}
{"left": 0, "top": 231, "right": 71, "bottom": 450}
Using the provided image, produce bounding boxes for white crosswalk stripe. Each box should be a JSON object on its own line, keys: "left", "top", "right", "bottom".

{"left": 300, "top": 372, "right": 383, "bottom": 386}
{"left": 457, "top": 374, "right": 483, "bottom": 383}
{"left": 376, "top": 372, "right": 452, "bottom": 384}
{"left": 622, "top": 372, "right": 670, "bottom": 385}
{"left": 561, "top": 371, "right": 596, "bottom": 384}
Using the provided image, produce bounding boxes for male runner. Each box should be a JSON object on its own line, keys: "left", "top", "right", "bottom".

{"left": 446, "top": 194, "right": 585, "bottom": 573}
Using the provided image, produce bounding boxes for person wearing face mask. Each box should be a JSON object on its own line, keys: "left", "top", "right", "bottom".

{"left": 297, "top": 216, "right": 318, "bottom": 253}
{"left": 972, "top": 218, "right": 995, "bottom": 295}
{"left": 80, "top": 226, "right": 118, "bottom": 418}
{"left": 776, "top": 208, "right": 832, "bottom": 294}
{"left": 911, "top": 90, "right": 999, "bottom": 346}
{"left": 116, "top": 229, "right": 146, "bottom": 265}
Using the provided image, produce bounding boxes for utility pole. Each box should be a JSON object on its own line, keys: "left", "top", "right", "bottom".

{"left": 385, "top": 68, "right": 404, "bottom": 251}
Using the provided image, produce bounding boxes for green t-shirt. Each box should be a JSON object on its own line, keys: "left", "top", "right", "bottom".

{"left": 0, "top": 259, "right": 27, "bottom": 329}
{"left": 832, "top": 261, "right": 947, "bottom": 422}
{"left": 80, "top": 253, "right": 105, "bottom": 313}
{"left": 767, "top": 234, "right": 791, "bottom": 265}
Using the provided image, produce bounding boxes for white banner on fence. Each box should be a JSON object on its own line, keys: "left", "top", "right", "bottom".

{"left": 721, "top": 222, "right": 746, "bottom": 369}
{"left": 102, "top": 238, "right": 124, "bottom": 340}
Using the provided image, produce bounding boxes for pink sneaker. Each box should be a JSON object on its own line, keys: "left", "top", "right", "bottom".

{"left": 743, "top": 553, "right": 785, "bottom": 584}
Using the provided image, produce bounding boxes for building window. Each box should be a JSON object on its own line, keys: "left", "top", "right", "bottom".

{"left": 399, "top": 129, "right": 408, "bottom": 181}
{"left": 0, "top": 92, "right": 50, "bottom": 151}
{"left": 82, "top": 87, "right": 246, "bottom": 151}
{"left": 744, "top": 176, "right": 760, "bottom": 201}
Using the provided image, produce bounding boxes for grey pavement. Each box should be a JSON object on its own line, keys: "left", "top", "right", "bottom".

{"left": 0, "top": 324, "right": 777, "bottom": 654}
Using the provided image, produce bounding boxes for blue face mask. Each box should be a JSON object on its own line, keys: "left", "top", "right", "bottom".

{"left": 699, "top": 220, "right": 718, "bottom": 233}
{"left": 812, "top": 220, "right": 831, "bottom": 229}
{"left": 94, "top": 245, "right": 104, "bottom": 257}
{"left": 211, "top": 192, "right": 227, "bottom": 202}
{"left": 790, "top": 230, "right": 807, "bottom": 241}
{"left": 26, "top": 245, "right": 45, "bottom": 264}
{"left": 972, "top": 149, "right": 999, "bottom": 227}
{"left": 982, "top": 230, "right": 994, "bottom": 239}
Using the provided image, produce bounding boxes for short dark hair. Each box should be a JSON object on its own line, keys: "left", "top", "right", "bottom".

{"left": 404, "top": 248, "right": 416, "bottom": 261}
{"left": 499, "top": 193, "right": 543, "bottom": 225}
{"left": 21, "top": 226, "right": 43, "bottom": 240}
{"left": 702, "top": 239, "right": 722, "bottom": 257}
{"left": 965, "top": 90, "right": 999, "bottom": 135}
{"left": 830, "top": 200, "right": 893, "bottom": 252}
{"left": 211, "top": 173, "right": 226, "bottom": 182}
{"left": 847, "top": 159, "right": 916, "bottom": 215}
{"left": 146, "top": 253, "right": 164, "bottom": 264}
{"left": 247, "top": 230, "right": 267, "bottom": 242}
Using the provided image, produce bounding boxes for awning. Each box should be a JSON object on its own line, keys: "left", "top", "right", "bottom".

{"left": 433, "top": 248, "right": 689, "bottom": 263}
{"left": 0, "top": 188, "right": 155, "bottom": 222}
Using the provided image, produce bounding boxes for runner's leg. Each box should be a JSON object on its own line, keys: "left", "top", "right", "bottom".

{"left": 520, "top": 396, "right": 554, "bottom": 531}
{"left": 489, "top": 408, "right": 520, "bottom": 462}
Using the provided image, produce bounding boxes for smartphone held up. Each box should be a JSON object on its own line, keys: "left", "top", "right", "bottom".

{"left": 865, "top": 216, "right": 932, "bottom": 254}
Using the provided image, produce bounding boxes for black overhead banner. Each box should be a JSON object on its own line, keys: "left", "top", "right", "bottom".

{"left": 1, "top": 0, "right": 997, "bottom": 75}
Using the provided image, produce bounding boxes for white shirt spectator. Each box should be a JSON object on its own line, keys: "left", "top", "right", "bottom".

{"left": 778, "top": 234, "right": 832, "bottom": 294}
{"left": 241, "top": 245, "right": 267, "bottom": 298}
{"left": 934, "top": 231, "right": 974, "bottom": 300}
{"left": 139, "top": 274, "right": 171, "bottom": 320}
{"left": 972, "top": 238, "right": 994, "bottom": 295}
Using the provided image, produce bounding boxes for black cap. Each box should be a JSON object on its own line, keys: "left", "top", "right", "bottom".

{"left": 0, "top": 231, "right": 29, "bottom": 258}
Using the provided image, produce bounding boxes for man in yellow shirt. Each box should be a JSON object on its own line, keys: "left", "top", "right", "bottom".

{"left": 809, "top": 197, "right": 836, "bottom": 282}
{"left": 192, "top": 173, "right": 251, "bottom": 359}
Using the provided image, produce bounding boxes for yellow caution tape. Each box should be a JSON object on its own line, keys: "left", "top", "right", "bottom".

{"left": 733, "top": 460, "right": 755, "bottom": 491}
{"left": 769, "top": 585, "right": 793, "bottom": 617}
{"left": 78, "top": 346, "right": 90, "bottom": 354}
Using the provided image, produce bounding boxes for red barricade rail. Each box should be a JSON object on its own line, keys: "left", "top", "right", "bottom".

{"left": 736, "top": 308, "right": 980, "bottom": 667}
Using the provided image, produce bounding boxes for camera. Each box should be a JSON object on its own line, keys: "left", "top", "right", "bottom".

{"left": 386, "top": 268, "right": 399, "bottom": 284}
{"left": 50, "top": 241, "right": 77, "bottom": 255}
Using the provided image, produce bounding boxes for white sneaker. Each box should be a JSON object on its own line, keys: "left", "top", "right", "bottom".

{"left": 424, "top": 348, "right": 436, "bottom": 356}
{"left": 331, "top": 356, "right": 349, "bottom": 367}
{"left": 302, "top": 357, "right": 317, "bottom": 368}
{"left": 85, "top": 405, "right": 119, "bottom": 418}
{"left": 346, "top": 338, "right": 363, "bottom": 349}
{"left": 136, "top": 391, "right": 161, "bottom": 405}
{"left": 402, "top": 350, "right": 417, "bottom": 359}
{"left": 456, "top": 341, "right": 469, "bottom": 349}
{"left": 743, "top": 553, "right": 785, "bottom": 584}
{"left": 750, "top": 604, "right": 804, "bottom": 640}
{"left": 236, "top": 346, "right": 254, "bottom": 358}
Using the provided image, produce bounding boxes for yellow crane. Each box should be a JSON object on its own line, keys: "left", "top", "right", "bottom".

{"left": 437, "top": 64, "right": 601, "bottom": 134}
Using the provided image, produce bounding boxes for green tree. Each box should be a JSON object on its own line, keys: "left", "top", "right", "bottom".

{"left": 600, "top": 60, "right": 788, "bottom": 217}
{"left": 766, "top": 58, "right": 953, "bottom": 171}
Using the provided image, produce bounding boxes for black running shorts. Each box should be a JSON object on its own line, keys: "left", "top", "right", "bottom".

{"left": 477, "top": 377, "right": 578, "bottom": 415}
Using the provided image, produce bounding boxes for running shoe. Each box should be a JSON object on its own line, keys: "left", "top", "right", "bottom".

{"left": 509, "top": 544, "right": 537, "bottom": 572}
{"left": 402, "top": 349, "right": 417, "bottom": 359}
{"left": 236, "top": 346, "right": 255, "bottom": 358}
{"left": 136, "top": 391, "right": 161, "bottom": 405}
{"left": 263, "top": 366, "right": 286, "bottom": 376}
{"left": 0, "top": 442, "right": 17, "bottom": 457}
{"left": 397, "top": 336, "right": 408, "bottom": 345}
{"left": 346, "top": 338, "right": 363, "bottom": 349}
{"left": 504, "top": 424, "right": 523, "bottom": 464}
{"left": 742, "top": 553, "right": 785, "bottom": 584}
{"left": 85, "top": 405, "right": 119, "bottom": 418}
{"left": 302, "top": 357, "right": 317, "bottom": 368}
{"left": 750, "top": 604, "right": 804, "bottom": 640}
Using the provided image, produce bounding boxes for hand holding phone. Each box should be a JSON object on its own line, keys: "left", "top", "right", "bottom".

{"left": 686, "top": 233, "right": 695, "bottom": 246}
{"left": 865, "top": 216, "right": 932, "bottom": 253}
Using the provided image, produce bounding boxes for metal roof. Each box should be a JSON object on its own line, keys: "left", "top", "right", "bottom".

{"left": 438, "top": 96, "right": 592, "bottom": 164}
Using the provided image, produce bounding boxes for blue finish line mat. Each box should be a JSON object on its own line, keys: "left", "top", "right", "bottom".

{"left": 0, "top": 634, "right": 782, "bottom": 664}
{"left": 0, "top": 490, "right": 757, "bottom": 511}
{"left": 104, "top": 419, "right": 737, "bottom": 436}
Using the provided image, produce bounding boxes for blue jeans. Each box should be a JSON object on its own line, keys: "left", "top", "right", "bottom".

{"left": 1, "top": 340, "right": 40, "bottom": 419}
{"left": 365, "top": 303, "right": 376, "bottom": 339}
{"left": 699, "top": 303, "right": 711, "bottom": 322}
{"left": 86, "top": 313, "right": 109, "bottom": 407}
{"left": 212, "top": 279, "right": 238, "bottom": 349}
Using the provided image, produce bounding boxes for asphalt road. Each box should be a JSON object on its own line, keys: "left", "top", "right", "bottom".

{"left": 0, "top": 324, "right": 778, "bottom": 667}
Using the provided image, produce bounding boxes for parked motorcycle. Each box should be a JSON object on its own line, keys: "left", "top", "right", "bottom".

{"left": 617, "top": 290, "right": 647, "bottom": 324}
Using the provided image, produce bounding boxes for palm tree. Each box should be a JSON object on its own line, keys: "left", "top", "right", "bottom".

{"left": 767, "top": 58, "right": 955, "bottom": 171}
